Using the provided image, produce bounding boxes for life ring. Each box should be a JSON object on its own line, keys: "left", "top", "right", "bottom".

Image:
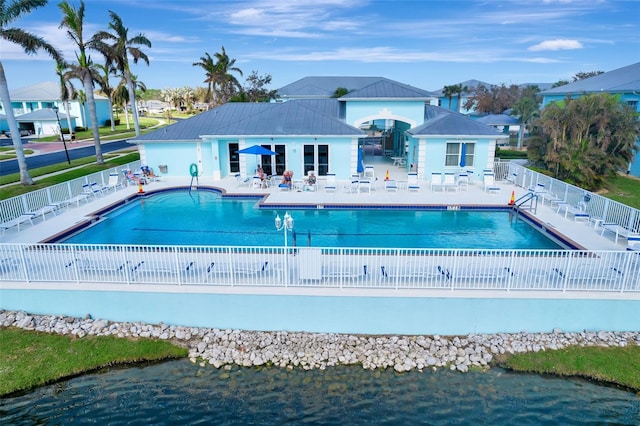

{"left": 189, "top": 163, "right": 198, "bottom": 177}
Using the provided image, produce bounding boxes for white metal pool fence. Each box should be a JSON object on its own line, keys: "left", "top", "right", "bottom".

{"left": 0, "top": 160, "right": 142, "bottom": 225}
{"left": 505, "top": 162, "right": 640, "bottom": 235}
{"left": 1, "top": 244, "right": 638, "bottom": 292}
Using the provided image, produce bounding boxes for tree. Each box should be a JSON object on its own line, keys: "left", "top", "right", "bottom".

{"left": 114, "top": 73, "right": 145, "bottom": 130}
{"left": 58, "top": 0, "right": 104, "bottom": 164}
{"left": 94, "top": 60, "right": 117, "bottom": 131}
{"left": 332, "top": 87, "right": 349, "bottom": 98}
{"left": 467, "top": 83, "right": 520, "bottom": 115}
{"left": 573, "top": 71, "right": 604, "bottom": 81}
{"left": 1, "top": 0, "right": 63, "bottom": 185}
{"left": 55, "top": 60, "right": 76, "bottom": 139}
{"left": 442, "top": 85, "right": 456, "bottom": 110}
{"left": 212, "top": 46, "right": 243, "bottom": 104}
{"left": 530, "top": 94, "right": 639, "bottom": 190}
{"left": 511, "top": 85, "right": 540, "bottom": 149}
{"left": 192, "top": 52, "right": 216, "bottom": 103}
{"left": 230, "top": 71, "right": 276, "bottom": 103}
{"left": 94, "top": 10, "right": 151, "bottom": 137}
{"left": 453, "top": 84, "right": 469, "bottom": 112}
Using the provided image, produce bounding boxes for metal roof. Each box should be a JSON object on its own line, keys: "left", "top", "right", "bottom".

{"left": 277, "top": 76, "right": 411, "bottom": 98}
{"left": 408, "top": 105, "right": 503, "bottom": 137}
{"left": 430, "top": 79, "right": 493, "bottom": 96}
{"left": 15, "top": 108, "right": 77, "bottom": 121}
{"left": 475, "top": 114, "right": 520, "bottom": 126}
{"left": 133, "top": 100, "right": 364, "bottom": 141}
{"left": 539, "top": 62, "right": 640, "bottom": 95}
{"left": 339, "top": 78, "right": 434, "bottom": 100}
{"left": 9, "top": 81, "right": 108, "bottom": 101}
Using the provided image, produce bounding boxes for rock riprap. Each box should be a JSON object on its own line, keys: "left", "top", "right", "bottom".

{"left": 2, "top": 310, "right": 638, "bottom": 373}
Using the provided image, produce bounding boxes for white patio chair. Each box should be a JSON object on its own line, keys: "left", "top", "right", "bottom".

{"left": 407, "top": 172, "right": 420, "bottom": 192}
{"left": 430, "top": 172, "right": 445, "bottom": 191}
{"left": 443, "top": 172, "right": 458, "bottom": 192}
{"left": 324, "top": 173, "right": 337, "bottom": 192}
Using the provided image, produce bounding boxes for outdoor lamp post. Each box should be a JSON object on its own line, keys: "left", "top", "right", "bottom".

{"left": 52, "top": 106, "right": 71, "bottom": 164}
{"left": 275, "top": 212, "right": 294, "bottom": 286}
{"left": 275, "top": 212, "right": 294, "bottom": 248}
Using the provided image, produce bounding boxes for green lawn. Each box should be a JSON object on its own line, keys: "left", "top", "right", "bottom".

{"left": 0, "top": 327, "right": 188, "bottom": 397}
{"left": 495, "top": 345, "right": 640, "bottom": 392}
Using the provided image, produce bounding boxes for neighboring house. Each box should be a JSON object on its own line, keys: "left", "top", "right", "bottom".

{"left": 132, "top": 76, "right": 506, "bottom": 181}
{"left": 431, "top": 79, "right": 490, "bottom": 115}
{"left": 538, "top": 62, "right": 640, "bottom": 177}
{"left": 0, "top": 81, "right": 111, "bottom": 136}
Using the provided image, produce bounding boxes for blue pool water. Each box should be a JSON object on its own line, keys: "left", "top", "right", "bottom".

{"left": 1, "top": 361, "right": 638, "bottom": 424}
{"left": 61, "top": 190, "right": 562, "bottom": 249}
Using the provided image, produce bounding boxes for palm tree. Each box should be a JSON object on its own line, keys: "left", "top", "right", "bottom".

{"left": 455, "top": 84, "right": 469, "bottom": 113}
{"left": 95, "top": 61, "right": 117, "bottom": 131}
{"left": 55, "top": 60, "right": 76, "bottom": 140}
{"left": 1, "top": 0, "right": 63, "bottom": 185}
{"left": 114, "top": 73, "right": 146, "bottom": 130}
{"left": 212, "top": 46, "right": 243, "bottom": 104}
{"left": 94, "top": 11, "right": 151, "bottom": 137}
{"left": 192, "top": 52, "right": 216, "bottom": 103}
{"left": 59, "top": 0, "right": 107, "bottom": 164}
{"left": 442, "top": 85, "right": 456, "bottom": 111}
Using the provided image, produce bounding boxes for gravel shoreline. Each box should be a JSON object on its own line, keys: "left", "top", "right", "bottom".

{"left": 2, "top": 310, "right": 639, "bottom": 373}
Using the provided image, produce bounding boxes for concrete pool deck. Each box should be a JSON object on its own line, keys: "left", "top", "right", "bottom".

{"left": 0, "top": 157, "right": 626, "bottom": 252}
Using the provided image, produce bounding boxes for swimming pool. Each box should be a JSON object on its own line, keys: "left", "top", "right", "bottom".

{"left": 60, "top": 190, "right": 562, "bottom": 249}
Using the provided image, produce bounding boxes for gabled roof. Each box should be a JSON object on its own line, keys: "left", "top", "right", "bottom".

{"left": 475, "top": 114, "right": 520, "bottom": 126}
{"left": 539, "top": 62, "right": 640, "bottom": 95}
{"left": 408, "top": 105, "right": 503, "bottom": 137}
{"left": 15, "top": 108, "right": 76, "bottom": 121}
{"left": 9, "top": 81, "right": 107, "bottom": 101}
{"left": 339, "top": 78, "right": 434, "bottom": 100}
{"left": 276, "top": 76, "right": 419, "bottom": 99}
{"left": 133, "top": 100, "right": 364, "bottom": 141}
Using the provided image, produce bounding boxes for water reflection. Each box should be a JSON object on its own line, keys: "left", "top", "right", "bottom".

{"left": 1, "top": 360, "right": 638, "bottom": 424}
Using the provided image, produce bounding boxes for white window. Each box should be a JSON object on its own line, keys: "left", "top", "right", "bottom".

{"left": 445, "top": 142, "right": 475, "bottom": 167}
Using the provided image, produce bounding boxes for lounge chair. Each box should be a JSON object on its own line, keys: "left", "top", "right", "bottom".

{"left": 358, "top": 179, "right": 371, "bottom": 194}
{"left": 457, "top": 173, "right": 469, "bottom": 191}
{"left": 66, "top": 193, "right": 90, "bottom": 207}
{"left": 321, "top": 264, "right": 367, "bottom": 280}
{"left": 380, "top": 264, "right": 448, "bottom": 281}
{"left": 67, "top": 258, "right": 144, "bottom": 281}
{"left": 430, "top": 172, "right": 445, "bottom": 191}
{"left": 26, "top": 205, "right": 59, "bottom": 221}
{"left": 105, "top": 173, "right": 123, "bottom": 191}
{"left": 206, "top": 261, "right": 268, "bottom": 281}
{"left": 82, "top": 183, "right": 102, "bottom": 198}
{"left": 483, "top": 173, "right": 500, "bottom": 193}
{"left": 557, "top": 204, "right": 589, "bottom": 221}
{"left": 600, "top": 224, "right": 636, "bottom": 244}
{"left": 0, "top": 214, "right": 35, "bottom": 235}
{"left": 443, "top": 172, "right": 458, "bottom": 192}
{"left": 235, "top": 173, "right": 251, "bottom": 187}
{"left": 553, "top": 262, "right": 622, "bottom": 284}
{"left": 363, "top": 165, "right": 375, "bottom": 180}
{"left": 505, "top": 172, "right": 518, "bottom": 185}
{"left": 324, "top": 173, "right": 337, "bottom": 192}
{"left": 448, "top": 264, "right": 513, "bottom": 281}
{"left": 385, "top": 180, "right": 398, "bottom": 192}
{"left": 407, "top": 172, "right": 420, "bottom": 192}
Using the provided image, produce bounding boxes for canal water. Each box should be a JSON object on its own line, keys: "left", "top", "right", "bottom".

{"left": 2, "top": 360, "right": 638, "bottom": 424}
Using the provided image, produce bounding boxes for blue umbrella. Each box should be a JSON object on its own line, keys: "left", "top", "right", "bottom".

{"left": 357, "top": 147, "right": 364, "bottom": 173}
{"left": 237, "top": 145, "right": 279, "bottom": 169}
{"left": 237, "top": 145, "right": 278, "bottom": 156}
{"left": 459, "top": 143, "right": 467, "bottom": 167}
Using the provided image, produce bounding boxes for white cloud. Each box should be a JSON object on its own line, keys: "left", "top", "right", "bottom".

{"left": 528, "top": 39, "right": 583, "bottom": 51}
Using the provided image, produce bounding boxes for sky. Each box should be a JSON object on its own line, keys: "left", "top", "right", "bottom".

{"left": 2, "top": 0, "right": 640, "bottom": 94}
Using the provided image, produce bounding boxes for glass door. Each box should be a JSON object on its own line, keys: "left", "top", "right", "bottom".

{"left": 228, "top": 143, "right": 239, "bottom": 173}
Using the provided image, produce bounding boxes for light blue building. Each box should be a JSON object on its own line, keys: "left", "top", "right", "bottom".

{"left": 0, "top": 81, "right": 111, "bottom": 136}
{"left": 134, "top": 77, "right": 506, "bottom": 180}
{"left": 538, "top": 62, "right": 640, "bottom": 177}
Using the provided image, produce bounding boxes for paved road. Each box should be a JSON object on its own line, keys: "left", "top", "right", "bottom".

{"left": 0, "top": 138, "right": 134, "bottom": 176}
